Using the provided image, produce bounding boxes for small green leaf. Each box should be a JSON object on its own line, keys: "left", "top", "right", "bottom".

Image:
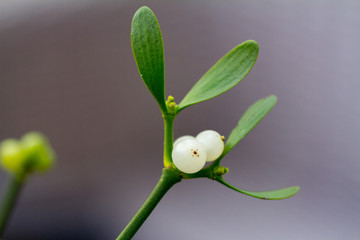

{"left": 131, "top": 6, "right": 166, "bottom": 112}
{"left": 216, "top": 177, "right": 299, "bottom": 200}
{"left": 223, "top": 95, "right": 277, "bottom": 156}
{"left": 178, "top": 40, "right": 259, "bottom": 112}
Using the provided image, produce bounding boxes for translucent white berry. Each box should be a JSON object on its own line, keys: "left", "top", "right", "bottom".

{"left": 196, "top": 130, "right": 224, "bottom": 162}
{"left": 173, "top": 135, "right": 195, "bottom": 147}
{"left": 172, "top": 138, "right": 206, "bottom": 174}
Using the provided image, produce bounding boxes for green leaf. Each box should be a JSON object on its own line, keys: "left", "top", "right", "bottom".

{"left": 223, "top": 95, "right": 277, "bottom": 156}
{"left": 131, "top": 6, "right": 166, "bottom": 112}
{"left": 216, "top": 177, "right": 299, "bottom": 200}
{"left": 178, "top": 40, "right": 259, "bottom": 112}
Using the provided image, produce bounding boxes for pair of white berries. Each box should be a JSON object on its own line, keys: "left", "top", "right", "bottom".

{"left": 172, "top": 130, "right": 224, "bottom": 174}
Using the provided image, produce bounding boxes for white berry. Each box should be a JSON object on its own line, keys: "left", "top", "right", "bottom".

{"left": 172, "top": 138, "right": 206, "bottom": 174}
{"left": 173, "top": 135, "right": 195, "bottom": 147}
{"left": 196, "top": 130, "right": 224, "bottom": 162}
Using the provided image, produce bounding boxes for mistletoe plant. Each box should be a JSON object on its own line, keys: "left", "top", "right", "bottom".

{"left": 117, "top": 6, "right": 299, "bottom": 240}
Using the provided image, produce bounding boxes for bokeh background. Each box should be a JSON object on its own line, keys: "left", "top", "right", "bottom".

{"left": 0, "top": 0, "right": 359, "bottom": 239}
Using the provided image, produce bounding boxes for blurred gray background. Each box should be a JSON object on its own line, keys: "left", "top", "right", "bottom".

{"left": 0, "top": 0, "right": 359, "bottom": 239}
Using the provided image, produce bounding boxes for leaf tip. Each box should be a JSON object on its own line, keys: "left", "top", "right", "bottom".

{"left": 283, "top": 186, "right": 300, "bottom": 199}
{"left": 293, "top": 185, "right": 300, "bottom": 193}
{"left": 245, "top": 39, "right": 258, "bottom": 45}
{"left": 243, "top": 40, "right": 259, "bottom": 51}
{"left": 268, "top": 94, "right": 278, "bottom": 103}
{"left": 137, "top": 5, "right": 152, "bottom": 12}
{"left": 133, "top": 6, "right": 155, "bottom": 20}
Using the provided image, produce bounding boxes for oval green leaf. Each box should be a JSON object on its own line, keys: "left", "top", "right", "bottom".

{"left": 216, "top": 177, "right": 299, "bottom": 200}
{"left": 131, "top": 6, "right": 166, "bottom": 112}
{"left": 178, "top": 40, "right": 259, "bottom": 112}
{"left": 223, "top": 95, "right": 277, "bottom": 156}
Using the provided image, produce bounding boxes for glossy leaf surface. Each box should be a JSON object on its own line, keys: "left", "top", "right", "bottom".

{"left": 216, "top": 177, "right": 299, "bottom": 200}
{"left": 178, "top": 40, "right": 259, "bottom": 112}
{"left": 223, "top": 95, "right": 277, "bottom": 156}
{"left": 131, "top": 6, "right": 166, "bottom": 112}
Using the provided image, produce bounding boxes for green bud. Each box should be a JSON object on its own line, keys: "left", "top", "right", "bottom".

{"left": 0, "top": 139, "right": 25, "bottom": 175}
{"left": 21, "top": 132, "right": 55, "bottom": 172}
{"left": 167, "top": 95, "right": 175, "bottom": 102}
{"left": 0, "top": 132, "right": 55, "bottom": 177}
{"left": 213, "top": 166, "right": 229, "bottom": 176}
{"left": 165, "top": 96, "right": 178, "bottom": 115}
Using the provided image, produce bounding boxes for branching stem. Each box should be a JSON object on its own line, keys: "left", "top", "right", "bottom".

{"left": 117, "top": 99, "right": 228, "bottom": 239}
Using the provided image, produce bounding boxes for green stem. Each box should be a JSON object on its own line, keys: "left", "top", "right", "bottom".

{"left": 117, "top": 168, "right": 181, "bottom": 240}
{"left": 163, "top": 115, "right": 175, "bottom": 168}
{"left": 0, "top": 174, "right": 24, "bottom": 237}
